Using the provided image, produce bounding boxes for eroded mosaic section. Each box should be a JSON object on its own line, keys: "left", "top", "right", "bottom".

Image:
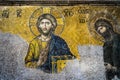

{"left": 0, "top": 32, "right": 119, "bottom": 80}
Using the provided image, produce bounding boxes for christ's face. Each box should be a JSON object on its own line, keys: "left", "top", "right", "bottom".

{"left": 38, "top": 19, "right": 53, "bottom": 35}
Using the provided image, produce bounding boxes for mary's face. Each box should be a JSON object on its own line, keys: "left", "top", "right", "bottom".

{"left": 39, "top": 19, "right": 53, "bottom": 34}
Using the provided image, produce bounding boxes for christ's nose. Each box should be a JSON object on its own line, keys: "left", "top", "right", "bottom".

{"left": 44, "top": 23, "right": 47, "bottom": 28}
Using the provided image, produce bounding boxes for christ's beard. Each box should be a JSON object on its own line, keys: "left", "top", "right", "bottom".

{"left": 38, "top": 28, "right": 53, "bottom": 36}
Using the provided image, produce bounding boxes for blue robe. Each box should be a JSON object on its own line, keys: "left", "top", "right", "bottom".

{"left": 36, "top": 34, "right": 75, "bottom": 73}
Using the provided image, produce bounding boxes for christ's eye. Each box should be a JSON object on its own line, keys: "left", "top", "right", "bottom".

{"left": 45, "top": 22, "right": 50, "bottom": 25}
{"left": 40, "top": 22, "right": 44, "bottom": 25}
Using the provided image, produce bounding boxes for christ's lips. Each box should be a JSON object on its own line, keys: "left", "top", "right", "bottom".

{"left": 43, "top": 28, "right": 47, "bottom": 31}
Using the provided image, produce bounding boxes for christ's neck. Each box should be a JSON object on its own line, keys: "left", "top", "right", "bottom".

{"left": 39, "top": 34, "right": 51, "bottom": 42}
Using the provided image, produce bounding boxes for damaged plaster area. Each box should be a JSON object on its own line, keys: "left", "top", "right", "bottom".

{"left": 0, "top": 32, "right": 119, "bottom": 80}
